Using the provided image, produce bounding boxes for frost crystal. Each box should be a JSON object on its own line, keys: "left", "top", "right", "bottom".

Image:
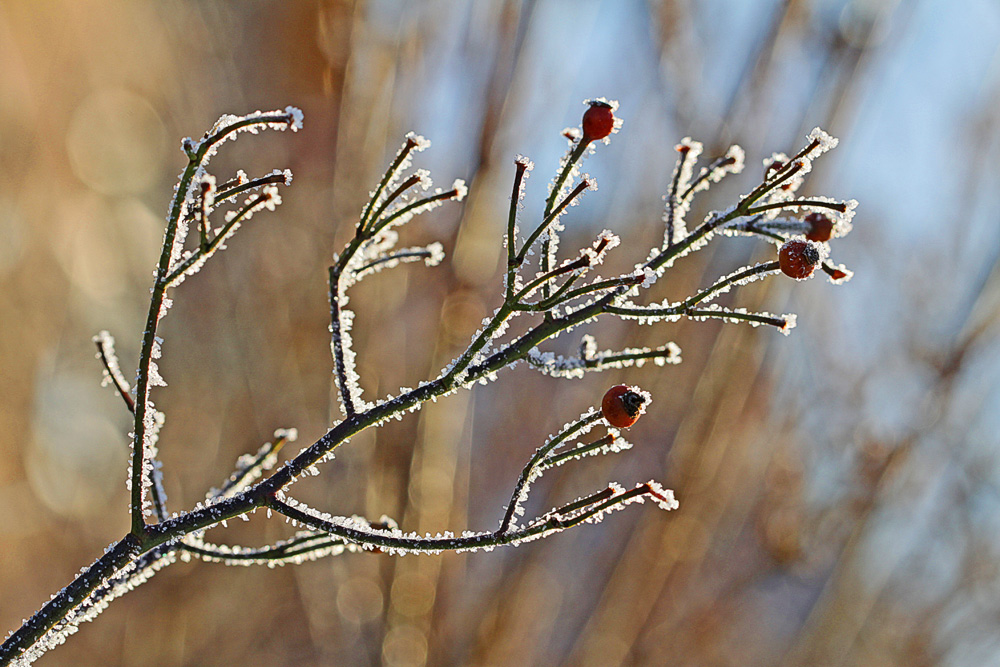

{"left": 425, "top": 242, "right": 445, "bottom": 266}
{"left": 452, "top": 179, "right": 468, "bottom": 201}
{"left": 199, "top": 173, "right": 216, "bottom": 207}
{"left": 285, "top": 105, "right": 304, "bottom": 131}
{"left": 147, "top": 337, "right": 166, "bottom": 388}
{"left": 641, "top": 267, "right": 657, "bottom": 288}
{"left": 93, "top": 331, "right": 129, "bottom": 394}
{"left": 806, "top": 126, "right": 838, "bottom": 155}
{"left": 405, "top": 131, "right": 431, "bottom": 151}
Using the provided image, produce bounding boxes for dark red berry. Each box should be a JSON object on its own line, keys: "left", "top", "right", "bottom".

{"left": 582, "top": 101, "right": 615, "bottom": 142}
{"left": 778, "top": 240, "right": 820, "bottom": 280}
{"left": 804, "top": 212, "right": 834, "bottom": 242}
{"left": 602, "top": 385, "right": 645, "bottom": 429}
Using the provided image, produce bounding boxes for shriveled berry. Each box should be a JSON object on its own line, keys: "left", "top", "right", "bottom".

{"left": 778, "top": 240, "right": 820, "bottom": 280}
{"left": 582, "top": 101, "right": 615, "bottom": 142}
{"left": 602, "top": 385, "right": 645, "bottom": 429}
{"left": 804, "top": 212, "right": 834, "bottom": 242}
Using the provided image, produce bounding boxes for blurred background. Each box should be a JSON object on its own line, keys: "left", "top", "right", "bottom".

{"left": 2, "top": 0, "right": 999, "bottom": 665}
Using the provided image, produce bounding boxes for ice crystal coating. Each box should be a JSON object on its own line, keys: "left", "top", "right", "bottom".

{"left": 93, "top": 331, "right": 129, "bottom": 393}
{"left": 199, "top": 173, "right": 217, "bottom": 207}
{"left": 806, "top": 126, "right": 838, "bottom": 154}
{"left": 285, "top": 105, "right": 304, "bottom": 131}
{"left": 405, "top": 131, "right": 431, "bottom": 151}
{"left": 641, "top": 267, "right": 657, "bottom": 288}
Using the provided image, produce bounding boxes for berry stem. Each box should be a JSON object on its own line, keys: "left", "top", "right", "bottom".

{"left": 357, "top": 136, "right": 420, "bottom": 235}
{"left": 515, "top": 178, "right": 592, "bottom": 266}
{"left": 745, "top": 199, "right": 849, "bottom": 216}
{"left": 538, "top": 140, "right": 591, "bottom": 304}
{"left": 542, "top": 434, "right": 617, "bottom": 469}
{"left": 506, "top": 160, "right": 529, "bottom": 273}
{"left": 497, "top": 411, "right": 603, "bottom": 535}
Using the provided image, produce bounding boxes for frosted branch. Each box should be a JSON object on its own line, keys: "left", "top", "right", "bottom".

{"left": 93, "top": 331, "right": 134, "bottom": 414}
{"left": 209, "top": 429, "right": 296, "bottom": 501}
{"left": 498, "top": 410, "right": 604, "bottom": 534}
{"left": 267, "top": 479, "right": 676, "bottom": 557}
{"left": 526, "top": 338, "right": 681, "bottom": 379}
{"left": 1, "top": 108, "right": 854, "bottom": 665}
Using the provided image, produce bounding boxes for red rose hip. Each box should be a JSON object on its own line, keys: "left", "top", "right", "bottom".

{"left": 778, "top": 239, "right": 821, "bottom": 280}
{"left": 602, "top": 385, "right": 645, "bottom": 429}
{"left": 582, "top": 101, "right": 615, "bottom": 142}
{"left": 804, "top": 212, "right": 834, "bottom": 242}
